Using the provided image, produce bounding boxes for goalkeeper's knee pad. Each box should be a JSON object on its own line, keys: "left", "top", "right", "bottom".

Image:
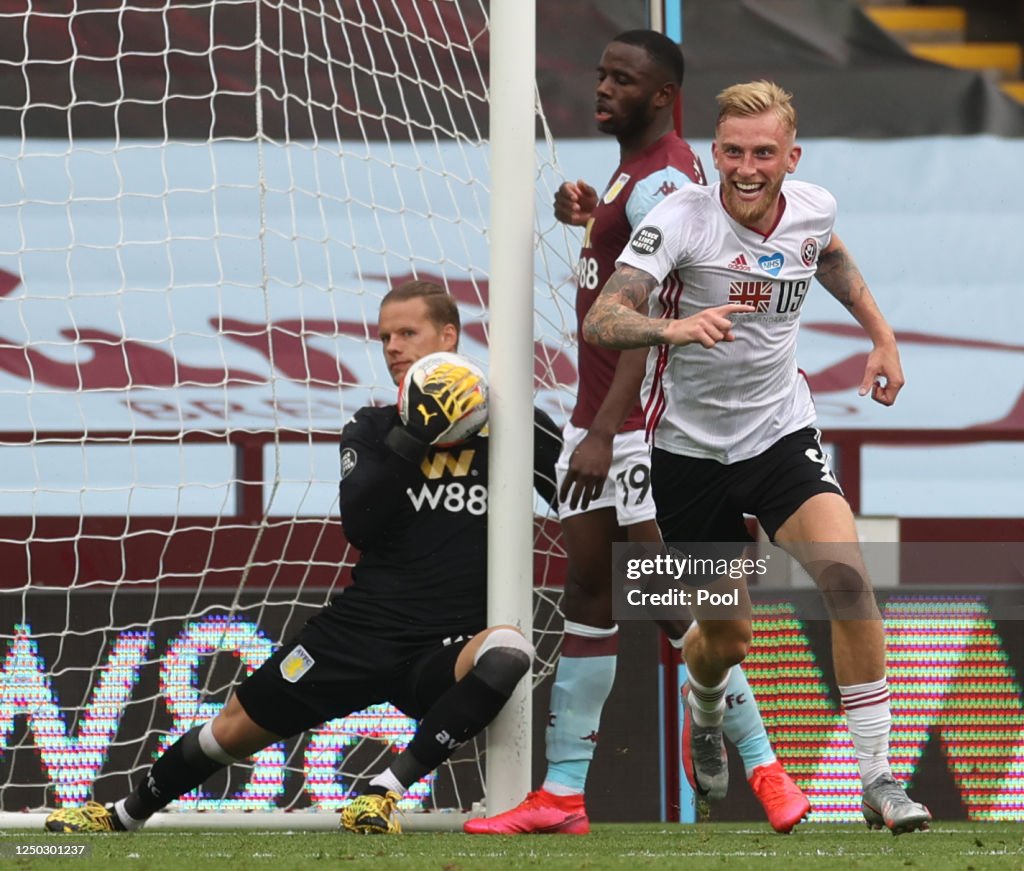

{"left": 472, "top": 628, "right": 533, "bottom": 696}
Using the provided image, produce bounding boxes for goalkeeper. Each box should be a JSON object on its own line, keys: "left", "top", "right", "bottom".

{"left": 45, "top": 279, "right": 561, "bottom": 836}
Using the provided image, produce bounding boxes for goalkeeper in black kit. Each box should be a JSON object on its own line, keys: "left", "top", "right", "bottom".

{"left": 45, "top": 279, "right": 561, "bottom": 835}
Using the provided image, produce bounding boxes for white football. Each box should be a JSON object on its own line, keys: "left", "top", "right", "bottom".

{"left": 398, "top": 351, "right": 489, "bottom": 447}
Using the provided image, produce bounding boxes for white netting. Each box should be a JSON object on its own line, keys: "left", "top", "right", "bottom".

{"left": 0, "top": 0, "right": 577, "bottom": 818}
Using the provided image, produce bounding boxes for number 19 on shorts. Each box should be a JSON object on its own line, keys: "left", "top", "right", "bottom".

{"left": 615, "top": 463, "right": 651, "bottom": 507}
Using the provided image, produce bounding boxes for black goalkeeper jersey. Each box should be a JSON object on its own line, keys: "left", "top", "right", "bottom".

{"left": 325, "top": 405, "right": 561, "bottom": 641}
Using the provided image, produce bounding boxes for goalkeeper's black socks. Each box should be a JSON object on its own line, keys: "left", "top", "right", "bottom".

{"left": 379, "top": 644, "right": 531, "bottom": 789}
{"left": 117, "top": 724, "right": 233, "bottom": 826}
{"left": 103, "top": 805, "right": 128, "bottom": 831}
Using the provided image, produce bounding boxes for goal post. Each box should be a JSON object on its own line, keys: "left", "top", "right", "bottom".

{"left": 0, "top": 0, "right": 576, "bottom": 829}
{"left": 485, "top": 0, "right": 538, "bottom": 815}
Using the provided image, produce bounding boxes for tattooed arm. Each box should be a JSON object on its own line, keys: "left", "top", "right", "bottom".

{"left": 815, "top": 234, "right": 891, "bottom": 329}
{"left": 583, "top": 264, "right": 754, "bottom": 350}
{"left": 582, "top": 265, "right": 664, "bottom": 348}
{"left": 815, "top": 233, "right": 905, "bottom": 406}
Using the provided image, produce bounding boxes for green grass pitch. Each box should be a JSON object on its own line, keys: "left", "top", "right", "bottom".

{"left": 3, "top": 823, "right": 1023, "bottom": 870}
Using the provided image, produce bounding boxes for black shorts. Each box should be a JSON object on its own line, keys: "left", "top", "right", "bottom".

{"left": 652, "top": 427, "right": 843, "bottom": 544}
{"left": 235, "top": 617, "right": 473, "bottom": 738}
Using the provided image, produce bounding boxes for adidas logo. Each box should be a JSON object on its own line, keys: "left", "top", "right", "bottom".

{"left": 727, "top": 254, "right": 751, "bottom": 271}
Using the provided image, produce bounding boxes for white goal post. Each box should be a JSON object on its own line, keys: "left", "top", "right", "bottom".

{"left": 484, "top": 0, "right": 538, "bottom": 816}
{"left": 0, "top": 0, "right": 578, "bottom": 830}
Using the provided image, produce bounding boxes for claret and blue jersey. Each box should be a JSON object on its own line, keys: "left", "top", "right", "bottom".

{"left": 571, "top": 131, "right": 705, "bottom": 433}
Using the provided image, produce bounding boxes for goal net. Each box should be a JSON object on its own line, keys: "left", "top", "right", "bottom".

{"left": 0, "top": 0, "right": 577, "bottom": 825}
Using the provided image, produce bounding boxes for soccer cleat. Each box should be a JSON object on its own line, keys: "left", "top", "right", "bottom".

{"left": 463, "top": 790, "right": 590, "bottom": 835}
{"left": 44, "top": 801, "right": 119, "bottom": 833}
{"left": 861, "top": 774, "right": 932, "bottom": 835}
{"left": 341, "top": 791, "right": 402, "bottom": 834}
{"left": 681, "top": 683, "right": 728, "bottom": 801}
{"left": 748, "top": 761, "right": 811, "bottom": 833}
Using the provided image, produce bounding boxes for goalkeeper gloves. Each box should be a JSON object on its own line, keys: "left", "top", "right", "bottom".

{"left": 387, "top": 361, "right": 486, "bottom": 462}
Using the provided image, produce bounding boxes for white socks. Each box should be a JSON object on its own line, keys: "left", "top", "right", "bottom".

{"left": 686, "top": 670, "right": 732, "bottom": 728}
{"left": 840, "top": 677, "right": 893, "bottom": 786}
{"left": 368, "top": 768, "right": 406, "bottom": 796}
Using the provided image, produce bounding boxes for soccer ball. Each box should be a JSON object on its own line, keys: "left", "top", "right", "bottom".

{"left": 398, "top": 351, "right": 488, "bottom": 447}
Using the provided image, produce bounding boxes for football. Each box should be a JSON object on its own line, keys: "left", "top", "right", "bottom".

{"left": 398, "top": 351, "right": 489, "bottom": 447}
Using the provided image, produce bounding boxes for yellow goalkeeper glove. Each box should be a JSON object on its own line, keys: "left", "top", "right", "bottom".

{"left": 408, "top": 361, "right": 485, "bottom": 445}
{"left": 388, "top": 361, "right": 486, "bottom": 462}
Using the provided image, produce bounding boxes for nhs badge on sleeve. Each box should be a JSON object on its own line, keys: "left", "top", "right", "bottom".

{"left": 280, "top": 645, "right": 315, "bottom": 683}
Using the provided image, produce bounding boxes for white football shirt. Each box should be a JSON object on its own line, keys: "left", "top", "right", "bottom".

{"left": 615, "top": 179, "right": 836, "bottom": 463}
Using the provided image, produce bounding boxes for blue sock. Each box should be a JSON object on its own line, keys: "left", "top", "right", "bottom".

{"left": 543, "top": 622, "right": 618, "bottom": 794}
{"left": 721, "top": 665, "right": 776, "bottom": 778}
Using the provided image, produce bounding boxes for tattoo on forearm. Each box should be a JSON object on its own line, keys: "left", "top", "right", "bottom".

{"left": 815, "top": 245, "right": 865, "bottom": 310}
{"left": 582, "top": 266, "right": 663, "bottom": 349}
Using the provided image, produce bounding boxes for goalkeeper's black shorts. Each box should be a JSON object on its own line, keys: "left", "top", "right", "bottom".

{"left": 235, "top": 618, "right": 473, "bottom": 738}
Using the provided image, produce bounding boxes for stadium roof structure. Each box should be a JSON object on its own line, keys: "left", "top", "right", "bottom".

{"left": 673, "top": 0, "right": 1024, "bottom": 138}
{"left": 539, "top": 0, "right": 1024, "bottom": 139}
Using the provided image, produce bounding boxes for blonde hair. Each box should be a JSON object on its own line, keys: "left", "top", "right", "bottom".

{"left": 716, "top": 81, "right": 797, "bottom": 136}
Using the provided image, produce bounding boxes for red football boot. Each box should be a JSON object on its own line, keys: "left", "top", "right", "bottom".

{"left": 463, "top": 790, "right": 590, "bottom": 835}
{"left": 748, "top": 760, "right": 811, "bottom": 833}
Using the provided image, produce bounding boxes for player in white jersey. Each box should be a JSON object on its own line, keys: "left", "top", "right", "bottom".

{"left": 583, "top": 81, "right": 931, "bottom": 835}
{"left": 636, "top": 178, "right": 829, "bottom": 461}
{"left": 466, "top": 35, "right": 808, "bottom": 836}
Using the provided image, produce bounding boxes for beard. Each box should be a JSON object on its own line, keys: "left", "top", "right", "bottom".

{"left": 722, "top": 174, "right": 785, "bottom": 228}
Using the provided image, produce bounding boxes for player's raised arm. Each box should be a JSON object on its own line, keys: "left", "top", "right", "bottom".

{"left": 553, "top": 178, "right": 599, "bottom": 226}
{"left": 815, "top": 233, "right": 905, "bottom": 406}
{"left": 583, "top": 264, "right": 754, "bottom": 350}
{"left": 582, "top": 264, "right": 665, "bottom": 348}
